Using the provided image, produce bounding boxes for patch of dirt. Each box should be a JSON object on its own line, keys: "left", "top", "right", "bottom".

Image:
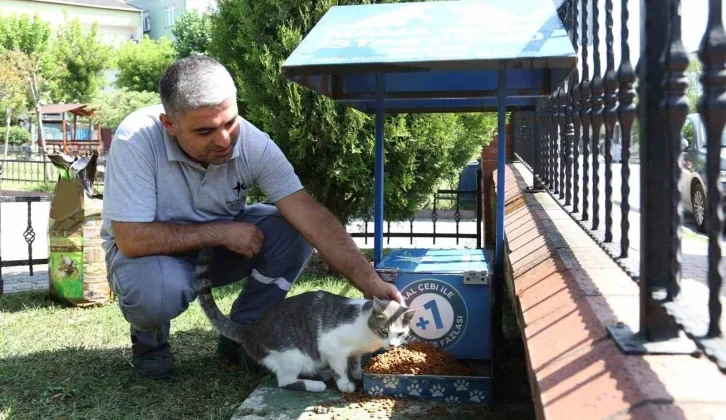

{"left": 303, "top": 250, "right": 378, "bottom": 278}
{"left": 303, "top": 252, "right": 343, "bottom": 278}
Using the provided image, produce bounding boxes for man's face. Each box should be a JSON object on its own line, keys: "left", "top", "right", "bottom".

{"left": 160, "top": 97, "right": 240, "bottom": 166}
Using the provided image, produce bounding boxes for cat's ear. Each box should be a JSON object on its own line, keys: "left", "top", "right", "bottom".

{"left": 372, "top": 296, "right": 387, "bottom": 318}
{"left": 402, "top": 308, "right": 417, "bottom": 325}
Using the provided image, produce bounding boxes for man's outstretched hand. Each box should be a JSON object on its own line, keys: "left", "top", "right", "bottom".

{"left": 364, "top": 279, "right": 404, "bottom": 305}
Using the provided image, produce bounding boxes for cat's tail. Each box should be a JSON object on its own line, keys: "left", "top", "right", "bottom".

{"left": 193, "top": 247, "right": 252, "bottom": 346}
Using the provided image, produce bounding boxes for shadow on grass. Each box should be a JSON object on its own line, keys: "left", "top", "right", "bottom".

{"left": 1, "top": 247, "right": 535, "bottom": 419}
{"left": 0, "top": 284, "right": 253, "bottom": 315}
{"left": 0, "top": 289, "right": 63, "bottom": 314}
{"left": 0, "top": 262, "right": 355, "bottom": 315}
{"left": 0, "top": 327, "right": 267, "bottom": 420}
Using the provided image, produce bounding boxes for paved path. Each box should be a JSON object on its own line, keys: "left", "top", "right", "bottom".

{"left": 534, "top": 156, "right": 725, "bottom": 296}
{"left": 1, "top": 200, "right": 51, "bottom": 294}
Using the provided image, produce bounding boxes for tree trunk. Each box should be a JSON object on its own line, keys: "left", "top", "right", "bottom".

{"left": 35, "top": 105, "right": 51, "bottom": 182}
{"left": 30, "top": 71, "right": 51, "bottom": 181}
{"left": 3, "top": 106, "right": 11, "bottom": 160}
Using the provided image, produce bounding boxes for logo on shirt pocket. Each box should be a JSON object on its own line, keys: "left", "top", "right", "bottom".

{"left": 232, "top": 181, "right": 247, "bottom": 196}
{"left": 227, "top": 180, "right": 247, "bottom": 208}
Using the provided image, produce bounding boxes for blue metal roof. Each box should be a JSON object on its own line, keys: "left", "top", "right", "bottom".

{"left": 282, "top": 0, "right": 577, "bottom": 113}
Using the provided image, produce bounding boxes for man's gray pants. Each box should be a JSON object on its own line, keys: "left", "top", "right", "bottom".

{"left": 105, "top": 203, "right": 314, "bottom": 348}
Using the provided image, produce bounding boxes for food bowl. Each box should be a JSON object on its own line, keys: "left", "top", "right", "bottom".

{"left": 361, "top": 342, "right": 492, "bottom": 404}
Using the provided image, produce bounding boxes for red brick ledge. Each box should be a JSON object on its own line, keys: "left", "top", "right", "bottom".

{"left": 488, "top": 163, "right": 726, "bottom": 420}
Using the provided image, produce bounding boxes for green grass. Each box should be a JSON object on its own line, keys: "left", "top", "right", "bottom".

{"left": 0, "top": 181, "right": 55, "bottom": 193}
{"left": 0, "top": 267, "right": 362, "bottom": 420}
{"left": 681, "top": 226, "right": 708, "bottom": 243}
{"left": 0, "top": 251, "right": 534, "bottom": 420}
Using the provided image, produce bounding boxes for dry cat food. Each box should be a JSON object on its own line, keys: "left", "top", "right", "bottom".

{"left": 312, "top": 391, "right": 482, "bottom": 419}
{"left": 363, "top": 342, "right": 476, "bottom": 376}
{"left": 310, "top": 391, "right": 405, "bottom": 419}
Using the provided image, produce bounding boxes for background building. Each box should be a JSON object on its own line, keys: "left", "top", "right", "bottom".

{"left": 0, "top": 0, "right": 143, "bottom": 48}
{"left": 127, "top": 0, "right": 215, "bottom": 41}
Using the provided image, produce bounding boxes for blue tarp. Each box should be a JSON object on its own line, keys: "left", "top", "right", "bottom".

{"left": 282, "top": 0, "right": 577, "bottom": 113}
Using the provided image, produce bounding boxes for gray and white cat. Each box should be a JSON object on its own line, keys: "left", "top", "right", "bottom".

{"left": 193, "top": 247, "right": 417, "bottom": 393}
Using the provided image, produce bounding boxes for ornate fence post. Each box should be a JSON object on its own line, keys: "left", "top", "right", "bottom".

{"left": 698, "top": 0, "right": 726, "bottom": 338}
{"left": 550, "top": 98, "right": 558, "bottom": 194}
{"left": 604, "top": 0, "right": 618, "bottom": 243}
{"left": 591, "top": 0, "right": 604, "bottom": 232}
{"left": 542, "top": 102, "right": 550, "bottom": 186}
{"left": 558, "top": 87, "right": 567, "bottom": 201}
{"left": 571, "top": 0, "right": 581, "bottom": 213}
{"left": 533, "top": 106, "right": 544, "bottom": 190}
{"left": 608, "top": 0, "right": 696, "bottom": 354}
{"left": 581, "top": 0, "right": 592, "bottom": 222}
{"left": 617, "top": 0, "right": 636, "bottom": 259}
{"left": 662, "top": 0, "right": 689, "bottom": 301}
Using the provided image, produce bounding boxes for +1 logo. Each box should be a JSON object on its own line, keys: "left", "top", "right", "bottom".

{"left": 400, "top": 278, "right": 467, "bottom": 349}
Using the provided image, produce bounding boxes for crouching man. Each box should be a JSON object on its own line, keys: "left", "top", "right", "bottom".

{"left": 100, "top": 55, "right": 403, "bottom": 379}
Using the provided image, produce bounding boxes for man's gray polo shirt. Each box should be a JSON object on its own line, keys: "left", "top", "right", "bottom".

{"left": 99, "top": 104, "right": 304, "bottom": 255}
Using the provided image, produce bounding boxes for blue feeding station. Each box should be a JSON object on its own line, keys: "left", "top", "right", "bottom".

{"left": 282, "top": 0, "right": 576, "bottom": 405}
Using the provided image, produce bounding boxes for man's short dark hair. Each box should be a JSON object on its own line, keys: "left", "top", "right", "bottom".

{"left": 159, "top": 55, "right": 237, "bottom": 117}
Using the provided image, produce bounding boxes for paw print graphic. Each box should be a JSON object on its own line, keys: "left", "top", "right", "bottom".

{"left": 445, "top": 395, "right": 461, "bottom": 403}
{"left": 367, "top": 386, "right": 383, "bottom": 397}
{"left": 382, "top": 376, "right": 399, "bottom": 389}
{"left": 469, "top": 389, "right": 485, "bottom": 403}
{"left": 454, "top": 379, "right": 469, "bottom": 391}
{"left": 406, "top": 383, "right": 422, "bottom": 397}
{"left": 395, "top": 393, "right": 405, "bottom": 399}
{"left": 429, "top": 384, "right": 445, "bottom": 397}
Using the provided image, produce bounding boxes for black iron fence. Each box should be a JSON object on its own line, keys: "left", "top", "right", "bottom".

{"left": 0, "top": 159, "right": 59, "bottom": 184}
{"left": 1, "top": 149, "right": 106, "bottom": 185}
{"left": 0, "top": 196, "right": 51, "bottom": 295}
{"left": 349, "top": 167, "right": 483, "bottom": 249}
{"left": 514, "top": 0, "right": 725, "bottom": 372}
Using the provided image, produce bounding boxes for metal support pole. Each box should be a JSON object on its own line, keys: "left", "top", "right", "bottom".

{"left": 496, "top": 69, "right": 507, "bottom": 273}
{"left": 374, "top": 73, "right": 385, "bottom": 266}
{"left": 476, "top": 167, "right": 482, "bottom": 249}
{"left": 493, "top": 68, "right": 507, "bottom": 345}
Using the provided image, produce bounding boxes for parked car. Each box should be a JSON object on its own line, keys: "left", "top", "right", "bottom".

{"left": 576, "top": 123, "right": 624, "bottom": 163}
{"left": 680, "top": 113, "right": 726, "bottom": 233}
{"left": 601, "top": 123, "right": 623, "bottom": 163}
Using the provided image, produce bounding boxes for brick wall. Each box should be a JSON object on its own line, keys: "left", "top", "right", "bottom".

{"left": 486, "top": 162, "right": 726, "bottom": 419}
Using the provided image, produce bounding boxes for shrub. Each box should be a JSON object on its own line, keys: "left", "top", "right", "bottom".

{"left": 5, "top": 125, "right": 30, "bottom": 145}
{"left": 208, "top": 0, "right": 496, "bottom": 224}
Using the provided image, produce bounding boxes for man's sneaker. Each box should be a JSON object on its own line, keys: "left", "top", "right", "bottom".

{"left": 217, "top": 335, "right": 265, "bottom": 373}
{"left": 131, "top": 339, "right": 175, "bottom": 380}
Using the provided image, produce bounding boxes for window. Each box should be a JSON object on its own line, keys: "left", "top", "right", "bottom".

{"left": 165, "top": 5, "right": 175, "bottom": 27}
{"left": 143, "top": 12, "right": 151, "bottom": 32}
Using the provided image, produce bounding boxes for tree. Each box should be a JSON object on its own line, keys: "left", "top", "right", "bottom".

{"left": 0, "top": 53, "right": 27, "bottom": 158}
{"left": 172, "top": 11, "right": 212, "bottom": 58}
{"left": 115, "top": 35, "right": 177, "bottom": 92}
{"left": 208, "top": 0, "right": 496, "bottom": 224}
{"left": 48, "top": 15, "right": 113, "bottom": 103}
{"left": 0, "top": 12, "right": 51, "bottom": 56}
{"left": 686, "top": 51, "right": 702, "bottom": 114}
{"left": 0, "top": 13, "right": 59, "bottom": 171}
{"left": 89, "top": 88, "right": 160, "bottom": 129}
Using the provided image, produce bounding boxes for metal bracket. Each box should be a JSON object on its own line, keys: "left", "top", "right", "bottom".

{"left": 607, "top": 323, "right": 700, "bottom": 356}
{"left": 463, "top": 270, "right": 489, "bottom": 285}
{"left": 523, "top": 185, "right": 547, "bottom": 193}
{"left": 375, "top": 268, "right": 399, "bottom": 283}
